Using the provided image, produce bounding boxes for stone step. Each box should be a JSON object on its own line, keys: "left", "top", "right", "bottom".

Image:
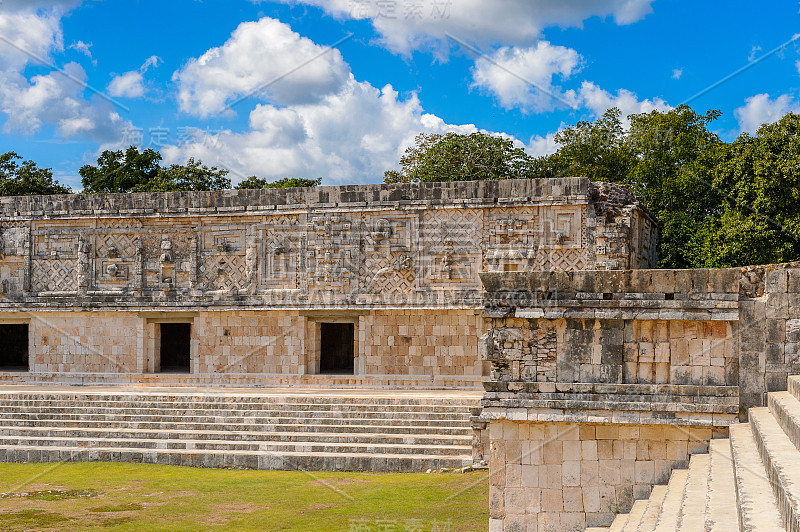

{"left": 0, "top": 398, "right": 476, "bottom": 410}
{"left": 0, "top": 425, "right": 471, "bottom": 445}
{"left": 0, "top": 394, "right": 480, "bottom": 407}
{"left": 768, "top": 391, "right": 800, "bottom": 455}
{"left": 748, "top": 407, "right": 800, "bottom": 530}
{"left": 729, "top": 422, "right": 785, "bottom": 531}
{"left": 787, "top": 375, "right": 800, "bottom": 403}
{"left": 0, "top": 418, "right": 470, "bottom": 435}
{"left": 609, "top": 499, "right": 648, "bottom": 532}
{"left": 0, "top": 407, "right": 471, "bottom": 421}
{"left": 0, "top": 444, "right": 472, "bottom": 472}
{"left": 0, "top": 435, "right": 471, "bottom": 455}
{"left": 706, "top": 438, "right": 738, "bottom": 531}
{"left": 652, "top": 469, "right": 689, "bottom": 532}
{"left": 677, "top": 453, "right": 711, "bottom": 531}
{"left": 0, "top": 413, "right": 468, "bottom": 427}
{"left": 636, "top": 484, "right": 668, "bottom": 532}
{"left": 0, "top": 387, "right": 477, "bottom": 473}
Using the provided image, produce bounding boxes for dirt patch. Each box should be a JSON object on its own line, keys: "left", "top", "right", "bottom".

{"left": 0, "top": 488, "right": 98, "bottom": 501}
{"left": 90, "top": 503, "right": 145, "bottom": 513}
{"left": 211, "top": 502, "right": 265, "bottom": 513}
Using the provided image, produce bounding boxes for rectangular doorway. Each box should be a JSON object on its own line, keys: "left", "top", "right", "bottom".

{"left": 320, "top": 323, "right": 354, "bottom": 374}
{"left": 159, "top": 323, "right": 191, "bottom": 373}
{"left": 0, "top": 324, "right": 28, "bottom": 371}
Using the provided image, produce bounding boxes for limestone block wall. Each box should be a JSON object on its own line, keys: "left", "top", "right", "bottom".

{"left": 193, "top": 311, "right": 305, "bottom": 374}
{"left": 360, "top": 310, "right": 485, "bottom": 377}
{"left": 0, "top": 178, "right": 656, "bottom": 384}
{"left": 478, "top": 264, "right": 800, "bottom": 531}
{"left": 489, "top": 420, "right": 717, "bottom": 531}
{"left": 28, "top": 312, "right": 141, "bottom": 373}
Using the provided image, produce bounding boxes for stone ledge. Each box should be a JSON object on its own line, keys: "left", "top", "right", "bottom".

{"left": 483, "top": 381, "right": 740, "bottom": 397}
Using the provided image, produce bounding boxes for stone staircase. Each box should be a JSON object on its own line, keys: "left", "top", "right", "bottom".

{"left": 0, "top": 387, "right": 480, "bottom": 473}
{"left": 589, "top": 375, "right": 800, "bottom": 531}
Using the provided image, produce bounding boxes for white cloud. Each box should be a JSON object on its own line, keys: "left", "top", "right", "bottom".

{"left": 173, "top": 18, "right": 351, "bottom": 118}
{"left": 526, "top": 132, "right": 559, "bottom": 157}
{"left": 672, "top": 68, "right": 682, "bottom": 80}
{"left": 108, "top": 71, "right": 145, "bottom": 98}
{"left": 734, "top": 93, "right": 800, "bottom": 134}
{"left": 576, "top": 81, "right": 671, "bottom": 126}
{"left": 748, "top": 45, "right": 762, "bottom": 62}
{"left": 164, "top": 80, "right": 478, "bottom": 184}
{"left": 471, "top": 41, "right": 581, "bottom": 112}
{"left": 68, "top": 40, "right": 92, "bottom": 58}
{"left": 262, "top": 0, "right": 655, "bottom": 54}
{"left": 0, "top": 1, "right": 133, "bottom": 144}
{"left": 107, "top": 55, "right": 162, "bottom": 98}
{"left": 0, "top": 62, "right": 130, "bottom": 141}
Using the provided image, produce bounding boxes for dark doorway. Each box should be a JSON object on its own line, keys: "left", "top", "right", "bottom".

{"left": 159, "top": 323, "right": 191, "bottom": 373}
{"left": 0, "top": 324, "right": 28, "bottom": 371}
{"left": 320, "top": 323, "right": 354, "bottom": 374}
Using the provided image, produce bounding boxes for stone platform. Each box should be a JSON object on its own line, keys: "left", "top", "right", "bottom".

{"left": 0, "top": 385, "right": 481, "bottom": 473}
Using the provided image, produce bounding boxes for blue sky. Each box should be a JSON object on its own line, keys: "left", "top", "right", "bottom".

{"left": 1, "top": 0, "right": 799, "bottom": 189}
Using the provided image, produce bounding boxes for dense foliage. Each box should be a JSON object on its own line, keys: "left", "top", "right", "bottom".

{"left": 386, "top": 108, "right": 800, "bottom": 268}
{"left": 80, "top": 147, "right": 231, "bottom": 193}
{"left": 0, "top": 152, "right": 72, "bottom": 196}
{"left": 384, "top": 132, "right": 535, "bottom": 183}
{"left": 235, "top": 177, "right": 322, "bottom": 189}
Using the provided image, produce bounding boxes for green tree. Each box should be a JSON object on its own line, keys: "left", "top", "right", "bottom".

{"left": 540, "top": 105, "right": 724, "bottom": 268}
{"left": 538, "top": 108, "right": 635, "bottom": 182}
{"left": 80, "top": 147, "right": 230, "bottom": 193}
{"left": 384, "top": 132, "right": 536, "bottom": 183}
{"left": 696, "top": 113, "right": 800, "bottom": 267}
{"left": 144, "top": 159, "right": 231, "bottom": 192}
{"left": 0, "top": 152, "right": 72, "bottom": 196}
{"left": 235, "top": 177, "right": 322, "bottom": 189}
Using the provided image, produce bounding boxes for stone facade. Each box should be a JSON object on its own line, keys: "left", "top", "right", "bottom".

{"left": 0, "top": 178, "right": 657, "bottom": 386}
{"left": 480, "top": 263, "right": 800, "bottom": 531}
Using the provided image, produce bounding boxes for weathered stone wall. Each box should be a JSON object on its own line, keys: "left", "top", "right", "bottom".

{"left": 0, "top": 178, "right": 656, "bottom": 310}
{"left": 478, "top": 263, "right": 800, "bottom": 531}
{"left": 0, "top": 178, "right": 656, "bottom": 384}
{"left": 489, "top": 420, "right": 716, "bottom": 531}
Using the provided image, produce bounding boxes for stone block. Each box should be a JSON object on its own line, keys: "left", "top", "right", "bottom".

{"left": 766, "top": 269, "right": 788, "bottom": 293}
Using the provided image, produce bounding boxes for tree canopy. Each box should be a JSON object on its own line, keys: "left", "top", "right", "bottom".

{"left": 235, "top": 177, "right": 322, "bottom": 189}
{"left": 384, "top": 132, "right": 536, "bottom": 183}
{"left": 80, "top": 147, "right": 231, "bottom": 193}
{"left": 387, "top": 107, "right": 800, "bottom": 269}
{"left": 0, "top": 152, "right": 72, "bottom": 196}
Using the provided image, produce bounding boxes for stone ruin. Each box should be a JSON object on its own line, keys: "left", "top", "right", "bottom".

{"left": 2, "top": 176, "right": 794, "bottom": 530}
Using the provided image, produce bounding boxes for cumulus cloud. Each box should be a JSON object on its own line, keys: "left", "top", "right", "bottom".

{"left": 0, "top": 63, "right": 130, "bottom": 141}
{"left": 163, "top": 80, "right": 478, "bottom": 184}
{"left": 526, "top": 132, "right": 559, "bottom": 157}
{"left": 261, "top": 0, "right": 655, "bottom": 54}
{"left": 107, "top": 55, "right": 162, "bottom": 98}
{"left": 672, "top": 68, "right": 682, "bottom": 80}
{"left": 0, "top": 1, "right": 133, "bottom": 143}
{"left": 575, "top": 81, "right": 671, "bottom": 126}
{"left": 173, "top": 18, "right": 351, "bottom": 118}
{"left": 68, "top": 40, "right": 92, "bottom": 58}
{"left": 471, "top": 41, "right": 581, "bottom": 112}
{"left": 734, "top": 93, "right": 800, "bottom": 134}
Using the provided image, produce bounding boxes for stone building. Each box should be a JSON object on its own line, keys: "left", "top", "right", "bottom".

{"left": 0, "top": 177, "right": 656, "bottom": 387}
{"left": 479, "top": 264, "right": 800, "bottom": 530}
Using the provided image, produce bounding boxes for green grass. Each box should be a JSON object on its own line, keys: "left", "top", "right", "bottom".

{"left": 0, "top": 463, "right": 488, "bottom": 531}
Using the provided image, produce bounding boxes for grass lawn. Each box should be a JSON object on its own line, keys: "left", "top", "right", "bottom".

{"left": 0, "top": 462, "right": 488, "bottom": 531}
